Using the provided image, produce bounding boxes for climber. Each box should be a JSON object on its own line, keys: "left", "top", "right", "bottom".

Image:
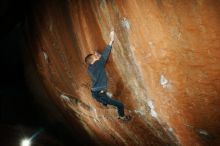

{"left": 85, "top": 30, "right": 130, "bottom": 121}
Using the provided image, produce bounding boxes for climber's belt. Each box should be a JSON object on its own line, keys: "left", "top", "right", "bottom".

{"left": 99, "top": 90, "right": 106, "bottom": 94}
{"left": 91, "top": 89, "right": 106, "bottom": 94}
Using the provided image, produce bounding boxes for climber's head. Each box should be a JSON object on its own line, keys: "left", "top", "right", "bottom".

{"left": 85, "top": 51, "right": 101, "bottom": 65}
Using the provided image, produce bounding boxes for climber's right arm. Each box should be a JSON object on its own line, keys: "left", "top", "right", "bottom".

{"left": 100, "top": 31, "right": 115, "bottom": 64}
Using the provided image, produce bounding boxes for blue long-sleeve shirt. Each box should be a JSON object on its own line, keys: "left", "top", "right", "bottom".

{"left": 88, "top": 45, "right": 112, "bottom": 91}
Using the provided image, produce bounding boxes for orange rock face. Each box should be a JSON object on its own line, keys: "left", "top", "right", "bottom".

{"left": 25, "top": 0, "right": 220, "bottom": 145}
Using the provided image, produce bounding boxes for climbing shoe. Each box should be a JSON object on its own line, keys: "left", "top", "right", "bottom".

{"left": 118, "top": 115, "right": 131, "bottom": 121}
{"left": 102, "top": 103, "right": 108, "bottom": 107}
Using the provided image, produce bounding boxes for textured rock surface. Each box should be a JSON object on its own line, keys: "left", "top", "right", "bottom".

{"left": 25, "top": 0, "right": 220, "bottom": 145}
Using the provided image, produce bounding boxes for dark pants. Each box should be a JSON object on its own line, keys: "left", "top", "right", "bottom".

{"left": 91, "top": 90, "right": 124, "bottom": 117}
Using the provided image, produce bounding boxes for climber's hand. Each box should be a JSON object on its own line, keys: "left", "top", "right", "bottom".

{"left": 109, "top": 30, "right": 115, "bottom": 46}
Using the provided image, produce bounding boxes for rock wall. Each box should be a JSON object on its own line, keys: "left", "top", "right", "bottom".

{"left": 25, "top": 0, "right": 220, "bottom": 145}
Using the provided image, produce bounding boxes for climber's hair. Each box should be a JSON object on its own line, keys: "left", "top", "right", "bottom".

{"left": 85, "top": 54, "right": 94, "bottom": 64}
